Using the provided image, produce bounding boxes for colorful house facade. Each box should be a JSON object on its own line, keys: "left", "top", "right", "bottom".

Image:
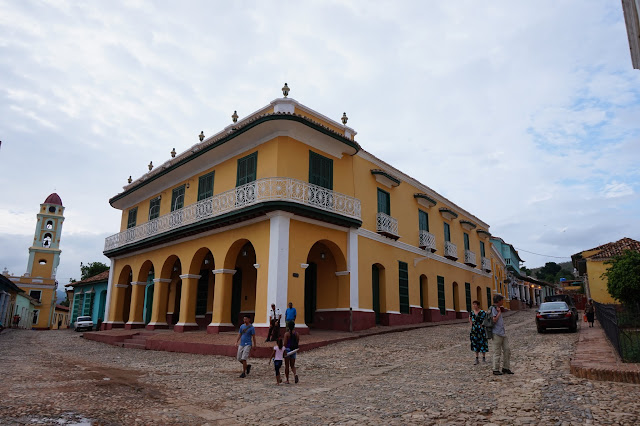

{"left": 572, "top": 237, "right": 640, "bottom": 304}
{"left": 66, "top": 270, "right": 109, "bottom": 328}
{"left": 102, "top": 85, "right": 496, "bottom": 334}
{"left": 5, "top": 194, "right": 65, "bottom": 329}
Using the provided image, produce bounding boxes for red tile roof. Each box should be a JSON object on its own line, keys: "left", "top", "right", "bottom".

{"left": 55, "top": 304, "right": 69, "bottom": 311}
{"left": 583, "top": 238, "right": 640, "bottom": 260}
{"left": 44, "top": 192, "right": 63, "bottom": 206}
{"left": 66, "top": 270, "right": 109, "bottom": 287}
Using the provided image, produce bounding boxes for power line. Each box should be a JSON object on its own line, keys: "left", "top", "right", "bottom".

{"left": 514, "top": 247, "right": 570, "bottom": 259}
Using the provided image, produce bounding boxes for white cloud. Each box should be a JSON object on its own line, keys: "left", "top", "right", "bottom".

{"left": 603, "top": 181, "right": 634, "bottom": 199}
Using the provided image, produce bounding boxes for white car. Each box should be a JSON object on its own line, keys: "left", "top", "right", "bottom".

{"left": 75, "top": 316, "right": 94, "bottom": 332}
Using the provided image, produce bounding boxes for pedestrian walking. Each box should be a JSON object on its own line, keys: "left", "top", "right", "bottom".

{"left": 585, "top": 299, "right": 595, "bottom": 328}
{"left": 283, "top": 321, "right": 299, "bottom": 384}
{"left": 469, "top": 300, "right": 488, "bottom": 364}
{"left": 235, "top": 315, "right": 256, "bottom": 378}
{"left": 269, "top": 338, "right": 286, "bottom": 385}
{"left": 266, "top": 303, "right": 282, "bottom": 342}
{"left": 285, "top": 302, "right": 297, "bottom": 324}
{"left": 490, "top": 294, "right": 513, "bottom": 376}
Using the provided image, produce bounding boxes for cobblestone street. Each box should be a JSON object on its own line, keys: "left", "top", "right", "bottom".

{"left": 2, "top": 311, "right": 639, "bottom": 425}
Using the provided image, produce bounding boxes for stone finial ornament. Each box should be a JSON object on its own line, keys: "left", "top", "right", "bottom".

{"left": 148, "top": 161, "right": 153, "bottom": 171}
{"left": 171, "top": 148, "right": 176, "bottom": 158}
{"left": 128, "top": 176, "right": 132, "bottom": 184}
{"left": 341, "top": 112, "right": 348, "bottom": 125}
{"left": 199, "top": 131, "right": 204, "bottom": 142}
{"left": 232, "top": 111, "right": 238, "bottom": 123}
{"left": 282, "top": 83, "right": 290, "bottom": 97}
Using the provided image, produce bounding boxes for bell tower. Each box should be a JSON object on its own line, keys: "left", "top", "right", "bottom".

{"left": 26, "top": 193, "right": 65, "bottom": 279}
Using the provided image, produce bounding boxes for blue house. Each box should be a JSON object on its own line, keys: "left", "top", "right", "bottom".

{"left": 66, "top": 270, "right": 109, "bottom": 329}
{"left": 490, "top": 237, "right": 524, "bottom": 275}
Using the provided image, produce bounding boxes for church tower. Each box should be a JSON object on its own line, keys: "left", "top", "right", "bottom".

{"left": 26, "top": 193, "right": 65, "bottom": 279}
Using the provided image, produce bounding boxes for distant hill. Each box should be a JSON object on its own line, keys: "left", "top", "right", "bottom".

{"left": 528, "top": 261, "right": 573, "bottom": 276}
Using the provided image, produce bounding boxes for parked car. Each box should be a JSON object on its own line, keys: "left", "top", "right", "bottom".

{"left": 74, "top": 316, "right": 94, "bottom": 332}
{"left": 536, "top": 302, "right": 577, "bottom": 333}
{"left": 544, "top": 294, "right": 577, "bottom": 314}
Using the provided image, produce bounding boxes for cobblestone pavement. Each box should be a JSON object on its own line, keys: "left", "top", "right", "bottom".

{"left": 1, "top": 311, "right": 639, "bottom": 425}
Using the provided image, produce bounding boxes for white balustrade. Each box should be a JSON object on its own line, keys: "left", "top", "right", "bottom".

{"left": 464, "top": 249, "right": 477, "bottom": 266}
{"left": 481, "top": 256, "right": 491, "bottom": 272}
{"left": 444, "top": 241, "right": 458, "bottom": 260}
{"left": 419, "top": 230, "right": 436, "bottom": 251}
{"left": 105, "top": 178, "right": 361, "bottom": 251}
{"left": 377, "top": 212, "right": 399, "bottom": 238}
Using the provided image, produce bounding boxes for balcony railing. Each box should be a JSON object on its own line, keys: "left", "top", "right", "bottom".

{"left": 444, "top": 241, "right": 458, "bottom": 260}
{"left": 105, "top": 177, "right": 361, "bottom": 251}
{"left": 419, "top": 230, "right": 436, "bottom": 252}
{"left": 481, "top": 256, "right": 491, "bottom": 272}
{"left": 464, "top": 249, "right": 477, "bottom": 267}
{"left": 377, "top": 212, "right": 399, "bottom": 239}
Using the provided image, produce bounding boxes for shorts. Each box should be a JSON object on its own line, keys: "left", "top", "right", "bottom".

{"left": 237, "top": 345, "right": 251, "bottom": 361}
{"left": 274, "top": 360, "right": 283, "bottom": 376}
{"left": 286, "top": 349, "right": 297, "bottom": 360}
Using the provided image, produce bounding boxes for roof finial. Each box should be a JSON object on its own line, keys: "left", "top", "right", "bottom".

{"left": 148, "top": 161, "right": 153, "bottom": 171}
{"left": 128, "top": 176, "right": 132, "bottom": 184}
{"left": 199, "top": 131, "right": 204, "bottom": 142}
{"left": 282, "top": 83, "right": 290, "bottom": 97}
{"left": 341, "top": 112, "right": 348, "bottom": 125}
{"left": 232, "top": 111, "right": 238, "bottom": 123}
{"left": 171, "top": 147, "right": 176, "bottom": 158}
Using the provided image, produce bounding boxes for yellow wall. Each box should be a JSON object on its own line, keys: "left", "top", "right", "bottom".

{"left": 586, "top": 260, "right": 617, "bottom": 304}
{"left": 30, "top": 252, "right": 55, "bottom": 278}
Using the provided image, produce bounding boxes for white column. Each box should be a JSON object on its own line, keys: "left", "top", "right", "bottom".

{"left": 348, "top": 227, "right": 359, "bottom": 309}
{"left": 103, "top": 258, "right": 115, "bottom": 324}
{"left": 266, "top": 211, "right": 292, "bottom": 327}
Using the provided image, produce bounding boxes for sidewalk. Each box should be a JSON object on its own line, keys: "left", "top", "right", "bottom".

{"left": 570, "top": 318, "right": 640, "bottom": 384}
{"left": 82, "top": 311, "right": 518, "bottom": 358}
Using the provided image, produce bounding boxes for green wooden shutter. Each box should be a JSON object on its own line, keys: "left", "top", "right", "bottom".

{"left": 419, "top": 210, "right": 429, "bottom": 232}
{"left": 464, "top": 233, "right": 470, "bottom": 250}
{"left": 437, "top": 276, "right": 445, "bottom": 315}
{"left": 309, "top": 151, "right": 333, "bottom": 189}
{"left": 71, "top": 294, "right": 81, "bottom": 324}
{"left": 465, "top": 282, "right": 471, "bottom": 312}
{"left": 444, "top": 223, "right": 451, "bottom": 242}
{"left": 236, "top": 152, "right": 258, "bottom": 186}
{"left": 486, "top": 287, "right": 492, "bottom": 310}
{"left": 148, "top": 197, "right": 161, "bottom": 220}
{"left": 398, "top": 261, "right": 409, "bottom": 314}
{"left": 480, "top": 241, "right": 486, "bottom": 257}
{"left": 197, "top": 172, "right": 215, "bottom": 201}
{"left": 127, "top": 208, "right": 137, "bottom": 229}
{"left": 377, "top": 188, "right": 390, "bottom": 215}
{"left": 82, "top": 292, "right": 94, "bottom": 316}
{"left": 171, "top": 185, "right": 185, "bottom": 211}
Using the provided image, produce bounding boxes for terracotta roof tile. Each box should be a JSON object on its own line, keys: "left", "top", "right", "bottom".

{"left": 67, "top": 270, "right": 110, "bottom": 287}
{"left": 584, "top": 238, "right": 640, "bottom": 260}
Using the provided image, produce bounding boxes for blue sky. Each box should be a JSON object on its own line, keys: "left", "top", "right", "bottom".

{"left": 1, "top": 0, "right": 639, "bottom": 285}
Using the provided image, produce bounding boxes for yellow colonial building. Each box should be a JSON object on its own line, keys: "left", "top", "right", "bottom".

{"left": 7, "top": 193, "right": 65, "bottom": 329}
{"left": 102, "top": 85, "right": 496, "bottom": 334}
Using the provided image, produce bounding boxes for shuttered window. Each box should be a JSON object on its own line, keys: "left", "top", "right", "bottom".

{"left": 419, "top": 210, "right": 429, "bottom": 232}
{"left": 399, "top": 261, "right": 409, "bottom": 314}
{"left": 197, "top": 172, "right": 215, "bottom": 201}
{"left": 377, "top": 188, "right": 390, "bottom": 214}
{"left": 148, "top": 197, "right": 161, "bottom": 220}
{"left": 82, "top": 292, "right": 94, "bottom": 316}
{"left": 437, "top": 276, "right": 445, "bottom": 315}
{"left": 444, "top": 222, "right": 451, "bottom": 242}
{"left": 464, "top": 233, "right": 470, "bottom": 250}
{"left": 309, "top": 151, "right": 333, "bottom": 189}
{"left": 236, "top": 152, "right": 257, "bottom": 186}
{"left": 465, "top": 282, "right": 471, "bottom": 312}
{"left": 486, "top": 287, "right": 492, "bottom": 310}
{"left": 171, "top": 185, "right": 186, "bottom": 211}
{"left": 127, "top": 208, "right": 137, "bottom": 229}
{"left": 480, "top": 241, "right": 486, "bottom": 257}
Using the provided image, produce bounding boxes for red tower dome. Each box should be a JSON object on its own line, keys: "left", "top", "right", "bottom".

{"left": 44, "top": 193, "right": 63, "bottom": 206}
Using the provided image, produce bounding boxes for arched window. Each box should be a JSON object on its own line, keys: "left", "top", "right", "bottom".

{"left": 43, "top": 233, "right": 52, "bottom": 248}
{"left": 46, "top": 220, "right": 53, "bottom": 230}
{"left": 49, "top": 206, "right": 56, "bottom": 213}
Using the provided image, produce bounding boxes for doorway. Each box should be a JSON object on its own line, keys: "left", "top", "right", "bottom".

{"left": 372, "top": 265, "right": 381, "bottom": 324}
{"left": 304, "top": 262, "right": 317, "bottom": 325}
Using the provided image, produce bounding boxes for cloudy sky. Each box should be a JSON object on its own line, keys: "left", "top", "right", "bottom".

{"left": 1, "top": 1, "right": 639, "bottom": 286}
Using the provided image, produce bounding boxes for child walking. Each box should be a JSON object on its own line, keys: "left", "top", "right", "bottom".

{"left": 270, "top": 338, "right": 286, "bottom": 384}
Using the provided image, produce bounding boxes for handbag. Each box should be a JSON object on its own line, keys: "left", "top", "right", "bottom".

{"left": 583, "top": 314, "right": 587, "bottom": 322}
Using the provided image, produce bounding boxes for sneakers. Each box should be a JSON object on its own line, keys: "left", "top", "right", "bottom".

{"left": 502, "top": 368, "right": 514, "bottom": 374}
{"left": 474, "top": 358, "right": 479, "bottom": 365}
{"left": 493, "top": 370, "right": 503, "bottom": 375}
{"left": 239, "top": 373, "right": 246, "bottom": 378}
{"left": 295, "top": 375, "right": 299, "bottom": 384}
{"left": 246, "top": 364, "right": 252, "bottom": 375}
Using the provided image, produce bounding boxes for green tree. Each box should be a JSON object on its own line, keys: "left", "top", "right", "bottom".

{"left": 520, "top": 266, "right": 532, "bottom": 276}
{"left": 602, "top": 250, "right": 640, "bottom": 306}
{"left": 554, "top": 268, "right": 574, "bottom": 282}
{"left": 535, "top": 262, "right": 561, "bottom": 282}
{"left": 80, "top": 262, "right": 109, "bottom": 280}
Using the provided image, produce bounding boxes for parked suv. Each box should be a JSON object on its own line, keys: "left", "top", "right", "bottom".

{"left": 544, "top": 295, "right": 577, "bottom": 314}
{"left": 74, "top": 316, "right": 94, "bottom": 332}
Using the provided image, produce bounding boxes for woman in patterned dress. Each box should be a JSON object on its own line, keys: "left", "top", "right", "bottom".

{"left": 469, "top": 300, "right": 488, "bottom": 364}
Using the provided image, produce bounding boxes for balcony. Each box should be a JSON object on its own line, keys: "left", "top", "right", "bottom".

{"left": 444, "top": 241, "right": 458, "bottom": 260}
{"left": 377, "top": 212, "right": 399, "bottom": 240}
{"left": 419, "top": 230, "right": 436, "bottom": 252}
{"left": 104, "top": 177, "right": 361, "bottom": 252}
{"left": 481, "top": 257, "right": 491, "bottom": 272}
{"left": 464, "top": 249, "right": 477, "bottom": 267}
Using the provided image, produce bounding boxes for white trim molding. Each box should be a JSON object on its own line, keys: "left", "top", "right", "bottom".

{"left": 179, "top": 274, "right": 201, "bottom": 280}
{"left": 130, "top": 281, "right": 147, "bottom": 286}
{"left": 176, "top": 322, "right": 199, "bottom": 327}
{"left": 335, "top": 271, "right": 349, "bottom": 276}
{"left": 208, "top": 322, "right": 234, "bottom": 327}
{"left": 385, "top": 310, "right": 402, "bottom": 314}
{"left": 300, "top": 263, "right": 309, "bottom": 269}
{"left": 114, "top": 284, "right": 128, "bottom": 288}
{"left": 212, "top": 269, "right": 237, "bottom": 275}
{"left": 410, "top": 305, "right": 422, "bottom": 309}
{"left": 153, "top": 278, "right": 172, "bottom": 283}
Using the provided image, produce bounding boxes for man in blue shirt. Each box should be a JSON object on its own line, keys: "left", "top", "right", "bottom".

{"left": 235, "top": 315, "right": 256, "bottom": 378}
{"left": 285, "top": 302, "right": 297, "bottom": 325}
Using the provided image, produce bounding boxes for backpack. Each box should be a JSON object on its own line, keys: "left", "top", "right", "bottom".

{"left": 483, "top": 306, "right": 495, "bottom": 339}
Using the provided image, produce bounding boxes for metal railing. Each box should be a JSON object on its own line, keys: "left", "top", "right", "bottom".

{"left": 444, "top": 241, "right": 458, "bottom": 260}
{"left": 105, "top": 177, "right": 362, "bottom": 251}
{"left": 376, "top": 212, "right": 399, "bottom": 238}
{"left": 419, "top": 230, "right": 436, "bottom": 251}
{"left": 464, "top": 249, "right": 476, "bottom": 266}
{"left": 594, "top": 302, "right": 640, "bottom": 363}
{"left": 481, "top": 256, "right": 491, "bottom": 272}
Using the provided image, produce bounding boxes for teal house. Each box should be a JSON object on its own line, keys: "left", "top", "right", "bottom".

{"left": 66, "top": 270, "right": 109, "bottom": 329}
